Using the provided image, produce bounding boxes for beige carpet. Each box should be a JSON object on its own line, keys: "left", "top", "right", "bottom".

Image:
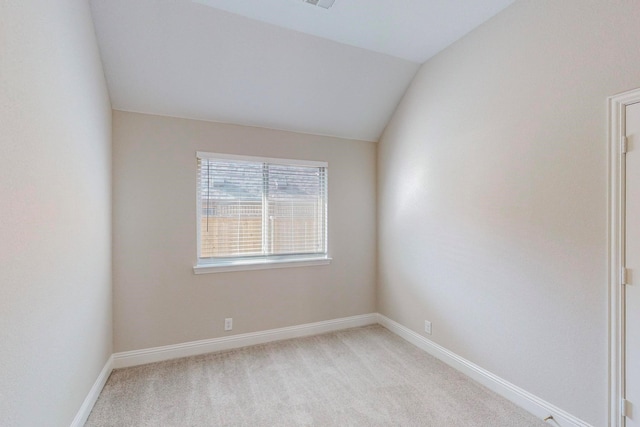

{"left": 86, "top": 325, "right": 546, "bottom": 426}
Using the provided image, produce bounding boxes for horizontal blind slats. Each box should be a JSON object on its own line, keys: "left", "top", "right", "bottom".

{"left": 198, "top": 155, "right": 327, "bottom": 260}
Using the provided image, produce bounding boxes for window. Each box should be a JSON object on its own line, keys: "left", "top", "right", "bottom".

{"left": 194, "top": 152, "right": 329, "bottom": 273}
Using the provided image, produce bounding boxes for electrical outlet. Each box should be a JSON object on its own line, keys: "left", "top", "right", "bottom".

{"left": 224, "top": 318, "right": 233, "bottom": 331}
{"left": 424, "top": 320, "right": 432, "bottom": 335}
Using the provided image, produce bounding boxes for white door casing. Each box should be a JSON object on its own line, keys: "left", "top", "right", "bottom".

{"left": 610, "top": 88, "right": 640, "bottom": 427}
{"left": 625, "top": 101, "right": 640, "bottom": 427}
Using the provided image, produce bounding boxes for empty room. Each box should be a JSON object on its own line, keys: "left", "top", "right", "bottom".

{"left": 3, "top": 0, "right": 640, "bottom": 426}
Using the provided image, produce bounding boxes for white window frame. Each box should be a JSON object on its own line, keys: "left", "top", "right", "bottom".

{"left": 193, "top": 152, "right": 331, "bottom": 274}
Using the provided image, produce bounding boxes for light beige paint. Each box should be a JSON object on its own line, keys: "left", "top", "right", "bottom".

{"left": 0, "top": 1, "right": 112, "bottom": 426}
{"left": 378, "top": 1, "right": 640, "bottom": 425}
{"left": 112, "top": 111, "right": 376, "bottom": 352}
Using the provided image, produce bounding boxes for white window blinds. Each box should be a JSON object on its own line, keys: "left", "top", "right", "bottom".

{"left": 197, "top": 153, "right": 328, "bottom": 263}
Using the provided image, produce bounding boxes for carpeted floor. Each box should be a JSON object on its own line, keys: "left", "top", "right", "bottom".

{"left": 86, "top": 325, "right": 547, "bottom": 426}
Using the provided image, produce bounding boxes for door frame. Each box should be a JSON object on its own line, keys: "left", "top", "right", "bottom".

{"left": 609, "top": 87, "right": 640, "bottom": 427}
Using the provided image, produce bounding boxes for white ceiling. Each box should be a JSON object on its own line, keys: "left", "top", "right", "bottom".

{"left": 194, "top": 0, "right": 516, "bottom": 63}
{"left": 90, "top": 0, "right": 514, "bottom": 141}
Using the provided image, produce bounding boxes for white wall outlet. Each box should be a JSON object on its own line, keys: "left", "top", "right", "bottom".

{"left": 224, "top": 318, "right": 233, "bottom": 331}
{"left": 424, "top": 320, "right": 432, "bottom": 335}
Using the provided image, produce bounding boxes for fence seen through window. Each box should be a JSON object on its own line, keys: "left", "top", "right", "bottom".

{"left": 197, "top": 154, "right": 328, "bottom": 262}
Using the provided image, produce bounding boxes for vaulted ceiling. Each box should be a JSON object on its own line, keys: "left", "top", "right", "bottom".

{"left": 90, "top": 0, "right": 514, "bottom": 141}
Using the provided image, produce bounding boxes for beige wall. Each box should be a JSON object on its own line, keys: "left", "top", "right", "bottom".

{"left": 0, "top": 1, "right": 112, "bottom": 426}
{"left": 378, "top": 1, "right": 640, "bottom": 425}
{"left": 112, "top": 111, "right": 376, "bottom": 352}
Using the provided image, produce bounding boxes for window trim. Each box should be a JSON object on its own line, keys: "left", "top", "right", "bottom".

{"left": 196, "top": 151, "right": 328, "bottom": 168}
{"left": 193, "top": 255, "right": 332, "bottom": 274}
{"left": 194, "top": 152, "right": 330, "bottom": 274}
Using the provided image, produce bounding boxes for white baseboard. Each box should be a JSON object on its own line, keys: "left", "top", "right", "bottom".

{"left": 70, "top": 355, "right": 113, "bottom": 427}
{"left": 112, "top": 313, "right": 378, "bottom": 369}
{"left": 73, "top": 314, "right": 589, "bottom": 427}
{"left": 376, "top": 314, "right": 591, "bottom": 427}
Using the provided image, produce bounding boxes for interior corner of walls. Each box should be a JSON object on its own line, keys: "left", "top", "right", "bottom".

{"left": 2, "top": 0, "right": 115, "bottom": 425}
{"left": 376, "top": 315, "right": 593, "bottom": 427}
{"left": 70, "top": 355, "right": 113, "bottom": 427}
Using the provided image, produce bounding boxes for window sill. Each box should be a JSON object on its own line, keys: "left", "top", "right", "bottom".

{"left": 193, "top": 256, "right": 332, "bottom": 274}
